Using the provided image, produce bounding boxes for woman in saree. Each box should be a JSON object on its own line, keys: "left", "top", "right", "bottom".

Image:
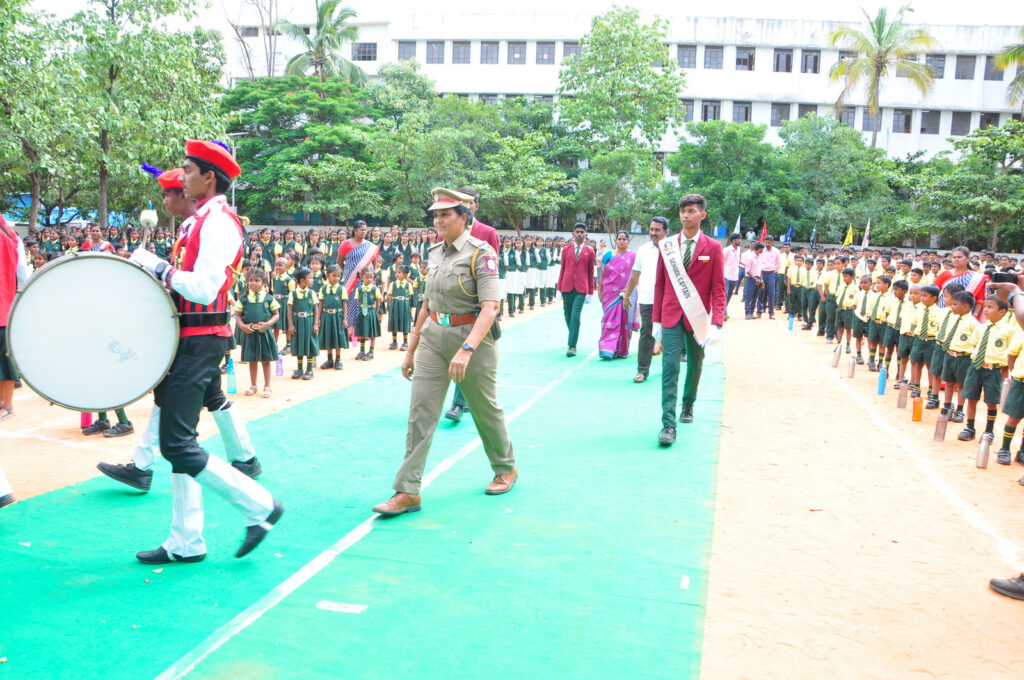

{"left": 597, "top": 230, "right": 639, "bottom": 360}
{"left": 336, "top": 220, "right": 381, "bottom": 331}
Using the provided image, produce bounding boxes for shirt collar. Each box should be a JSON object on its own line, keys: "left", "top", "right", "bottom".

{"left": 444, "top": 230, "right": 471, "bottom": 253}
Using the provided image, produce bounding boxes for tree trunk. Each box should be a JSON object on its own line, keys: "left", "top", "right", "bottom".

{"left": 991, "top": 217, "right": 1001, "bottom": 251}
{"left": 870, "top": 129, "right": 878, "bottom": 148}
{"left": 28, "top": 170, "right": 41, "bottom": 232}
{"left": 99, "top": 128, "right": 109, "bottom": 229}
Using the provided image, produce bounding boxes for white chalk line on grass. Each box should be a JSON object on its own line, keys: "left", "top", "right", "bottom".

{"left": 155, "top": 349, "right": 598, "bottom": 680}
{"left": 777, "top": 319, "right": 1023, "bottom": 570}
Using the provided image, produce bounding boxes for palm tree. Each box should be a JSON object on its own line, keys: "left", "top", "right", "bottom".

{"left": 275, "top": 0, "right": 366, "bottom": 85}
{"left": 828, "top": 5, "right": 937, "bottom": 147}
{"left": 996, "top": 27, "right": 1024, "bottom": 112}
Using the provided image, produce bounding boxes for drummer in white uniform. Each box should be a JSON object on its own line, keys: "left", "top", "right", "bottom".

{"left": 97, "top": 164, "right": 263, "bottom": 494}
{"left": 0, "top": 214, "right": 30, "bottom": 507}
{"left": 128, "top": 140, "right": 282, "bottom": 563}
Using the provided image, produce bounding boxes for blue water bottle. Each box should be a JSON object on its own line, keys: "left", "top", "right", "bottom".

{"left": 788, "top": 314, "right": 794, "bottom": 330}
{"left": 275, "top": 354, "right": 284, "bottom": 377}
{"left": 226, "top": 357, "right": 237, "bottom": 394}
{"left": 877, "top": 366, "right": 887, "bottom": 395}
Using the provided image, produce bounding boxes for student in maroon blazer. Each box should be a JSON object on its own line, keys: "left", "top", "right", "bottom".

{"left": 653, "top": 194, "right": 726, "bottom": 446}
{"left": 557, "top": 223, "right": 596, "bottom": 356}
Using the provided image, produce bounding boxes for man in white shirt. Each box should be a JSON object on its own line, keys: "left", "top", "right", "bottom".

{"left": 755, "top": 235, "right": 783, "bottom": 318}
{"left": 623, "top": 217, "right": 668, "bottom": 383}
{"left": 723, "top": 233, "right": 742, "bottom": 320}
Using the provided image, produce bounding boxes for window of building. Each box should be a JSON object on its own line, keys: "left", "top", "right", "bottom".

{"left": 773, "top": 49, "right": 792, "bottom": 73}
{"left": 508, "top": 41, "right": 526, "bottom": 65}
{"left": 896, "top": 57, "right": 916, "bottom": 77}
{"left": 352, "top": 42, "right": 376, "bottom": 62}
{"left": 950, "top": 111, "right": 972, "bottom": 136}
{"left": 801, "top": 50, "right": 820, "bottom": 74}
{"left": 426, "top": 41, "right": 444, "bottom": 64}
{"left": 536, "top": 41, "right": 555, "bottom": 65}
{"left": 920, "top": 110, "right": 940, "bottom": 134}
{"left": 733, "top": 101, "right": 752, "bottom": 123}
{"left": 736, "top": 47, "right": 755, "bottom": 71}
{"left": 838, "top": 107, "right": 855, "bottom": 126}
{"left": 536, "top": 95, "right": 554, "bottom": 104}
{"left": 702, "top": 100, "right": 721, "bottom": 121}
{"left": 480, "top": 94, "right": 498, "bottom": 106}
{"left": 862, "top": 109, "right": 881, "bottom": 131}
{"left": 1014, "top": 113, "right": 1023, "bottom": 122}
{"left": 926, "top": 54, "right": 945, "bottom": 79}
{"left": 240, "top": 26, "right": 258, "bottom": 38}
{"left": 955, "top": 55, "right": 976, "bottom": 80}
{"left": 980, "top": 112, "right": 1000, "bottom": 128}
{"left": 798, "top": 104, "right": 817, "bottom": 118}
{"left": 770, "top": 103, "right": 790, "bottom": 126}
{"left": 892, "top": 108, "right": 912, "bottom": 133}
{"left": 563, "top": 41, "right": 581, "bottom": 61}
{"left": 704, "top": 46, "right": 723, "bottom": 69}
{"left": 838, "top": 50, "right": 857, "bottom": 66}
{"left": 677, "top": 45, "right": 696, "bottom": 68}
{"left": 681, "top": 99, "right": 694, "bottom": 123}
{"left": 452, "top": 41, "right": 470, "bottom": 64}
{"left": 984, "top": 55, "right": 1004, "bottom": 81}
{"left": 481, "top": 41, "right": 498, "bottom": 64}
{"left": 397, "top": 41, "right": 416, "bottom": 61}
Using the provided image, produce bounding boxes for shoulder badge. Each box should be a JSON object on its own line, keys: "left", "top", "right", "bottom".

{"left": 483, "top": 255, "right": 498, "bottom": 274}
{"left": 995, "top": 338, "right": 1005, "bottom": 348}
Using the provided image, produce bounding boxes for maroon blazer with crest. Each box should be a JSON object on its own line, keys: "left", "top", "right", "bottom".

{"left": 652, "top": 231, "right": 726, "bottom": 330}
{"left": 557, "top": 242, "right": 595, "bottom": 295}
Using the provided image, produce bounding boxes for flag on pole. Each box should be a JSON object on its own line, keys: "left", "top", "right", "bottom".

{"left": 783, "top": 221, "right": 794, "bottom": 243}
{"left": 732, "top": 214, "right": 742, "bottom": 235}
{"left": 758, "top": 220, "right": 767, "bottom": 243}
{"left": 861, "top": 218, "right": 871, "bottom": 249}
{"left": 809, "top": 225, "right": 817, "bottom": 249}
{"left": 842, "top": 224, "right": 854, "bottom": 247}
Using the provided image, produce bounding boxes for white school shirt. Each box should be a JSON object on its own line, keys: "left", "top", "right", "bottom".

{"left": 632, "top": 240, "right": 661, "bottom": 305}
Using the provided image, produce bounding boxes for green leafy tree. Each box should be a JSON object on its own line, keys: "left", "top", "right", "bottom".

{"left": 476, "top": 132, "right": 567, "bottom": 233}
{"left": 875, "top": 152, "right": 957, "bottom": 248}
{"left": 828, "top": 5, "right": 937, "bottom": 147}
{"left": 558, "top": 6, "right": 685, "bottom": 152}
{"left": 996, "top": 27, "right": 1024, "bottom": 112}
{"left": 370, "top": 61, "right": 436, "bottom": 127}
{"left": 274, "top": 154, "right": 382, "bottom": 225}
{"left": 276, "top": 0, "right": 365, "bottom": 85}
{"left": 575, "top": 148, "right": 660, "bottom": 233}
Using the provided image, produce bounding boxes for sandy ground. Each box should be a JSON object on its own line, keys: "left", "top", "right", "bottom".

{"left": 0, "top": 304, "right": 551, "bottom": 500}
{"left": 702, "top": 295, "right": 1024, "bottom": 679}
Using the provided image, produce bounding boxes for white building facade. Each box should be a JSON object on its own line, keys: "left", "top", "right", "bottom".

{"left": 221, "top": 2, "right": 1023, "bottom": 158}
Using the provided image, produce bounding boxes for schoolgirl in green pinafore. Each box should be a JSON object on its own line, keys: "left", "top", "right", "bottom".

{"left": 270, "top": 270, "right": 294, "bottom": 338}
{"left": 387, "top": 274, "right": 413, "bottom": 341}
{"left": 232, "top": 267, "right": 252, "bottom": 348}
{"left": 287, "top": 267, "right": 320, "bottom": 379}
{"left": 319, "top": 266, "right": 350, "bottom": 370}
{"left": 237, "top": 288, "right": 280, "bottom": 362}
{"left": 354, "top": 269, "right": 382, "bottom": 360}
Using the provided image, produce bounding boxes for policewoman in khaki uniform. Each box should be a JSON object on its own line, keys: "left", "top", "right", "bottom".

{"left": 373, "top": 188, "right": 517, "bottom": 517}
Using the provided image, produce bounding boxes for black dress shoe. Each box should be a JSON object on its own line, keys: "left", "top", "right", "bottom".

{"left": 856, "top": 356, "right": 865, "bottom": 365}
{"left": 334, "top": 361, "right": 343, "bottom": 370}
{"left": 958, "top": 427, "right": 976, "bottom": 441}
{"left": 444, "top": 405, "right": 465, "bottom": 422}
{"left": 0, "top": 493, "right": 14, "bottom": 509}
{"left": 231, "top": 457, "right": 263, "bottom": 479}
{"left": 388, "top": 341, "right": 398, "bottom": 350}
{"left": 997, "top": 449, "right": 1012, "bottom": 465}
{"left": 103, "top": 421, "right": 135, "bottom": 437}
{"left": 400, "top": 343, "right": 408, "bottom": 351}
{"left": 658, "top": 426, "right": 676, "bottom": 447}
{"left": 566, "top": 347, "right": 577, "bottom": 357}
{"left": 679, "top": 404, "right": 694, "bottom": 423}
{"left": 220, "top": 364, "right": 228, "bottom": 374}
{"left": 13, "top": 379, "right": 21, "bottom": 389}
{"left": 633, "top": 373, "right": 647, "bottom": 383}
{"left": 291, "top": 369, "right": 302, "bottom": 379}
{"left": 952, "top": 409, "right": 965, "bottom": 423}
{"left": 97, "top": 461, "right": 153, "bottom": 491}
{"left": 302, "top": 370, "right": 313, "bottom": 380}
{"left": 82, "top": 420, "right": 110, "bottom": 435}
{"left": 137, "top": 546, "right": 206, "bottom": 564}
{"left": 925, "top": 398, "right": 939, "bottom": 410}
{"left": 236, "top": 500, "right": 284, "bottom": 558}
{"left": 320, "top": 359, "right": 334, "bottom": 370}
{"left": 280, "top": 346, "right": 291, "bottom": 356}
{"left": 1015, "top": 450, "right": 1024, "bottom": 466}
{"left": 989, "top": 574, "right": 1024, "bottom": 601}
{"left": 368, "top": 351, "right": 375, "bottom": 359}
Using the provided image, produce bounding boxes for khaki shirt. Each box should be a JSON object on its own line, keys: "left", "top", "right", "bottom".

{"left": 971, "top": 319, "right": 1017, "bottom": 367}
{"left": 944, "top": 313, "right": 979, "bottom": 354}
{"left": 424, "top": 230, "right": 501, "bottom": 313}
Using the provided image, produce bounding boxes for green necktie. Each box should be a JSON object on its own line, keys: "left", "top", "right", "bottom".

{"left": 918, "top": 307, "right": 930, "bottom": 340}
{"left": 575, "top": 245, "right": 581, "bottom": 259}
{"left": 871, "top": 293, "right": 882, "bottom": 320}
{"left": 895, "top": 300, "right": 903, "bottom": 328}
{"left": 838, "top": 284, "right": 847, "bottom": 307}
{"left": 973, "top": 324, "right": 992, "bottom": 369}
{"left": 942, "top": 316, "right": 961, "bottom": 352}
{"left": 683, "top": 239, "right": 694, "bottom": 269}
{"left": 860, "top": 292, "right": 868, "bottom": 316}
{"left": 936, "top": 313, "right": 952, "bottom": 347}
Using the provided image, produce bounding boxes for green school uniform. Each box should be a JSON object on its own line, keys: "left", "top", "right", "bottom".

{"left": 355, "top": 284, "right": 382, "bottom": 339}
{"left": 408, "top": 268, "right": 422, "bottom": 308}
{"left": 288, "top": 287, "right": 320, "bottom": 359}
{"left": 319, "top": 283, "right": 350, "bottom": 350}
{"left": 311, "top": 271, "right": 325, "bottom": 296}
{"left": 271, "top": 273, "right": 294, "bottom": 332}
{"left": 388, "top": 279, "right": 413, "bottom": 333}
{"left": 236, "top": 291, "right": 280, "bottom": 362}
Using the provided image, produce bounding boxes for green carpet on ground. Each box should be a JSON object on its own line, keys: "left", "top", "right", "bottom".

{"left": 0, "top": 303, "right": 723, "bottom": 680}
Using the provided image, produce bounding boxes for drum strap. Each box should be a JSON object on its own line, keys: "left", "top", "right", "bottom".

{"left": 179, "top": 312, "right": 230, "bottom": 328}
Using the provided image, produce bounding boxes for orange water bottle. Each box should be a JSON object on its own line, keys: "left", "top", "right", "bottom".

{"left": 912, "top": 396, "right": 923, "bottom": 422}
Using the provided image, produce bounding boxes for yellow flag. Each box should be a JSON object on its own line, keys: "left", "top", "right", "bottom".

{"left": 842, "top": 224, "right": 853, "bottom": 247}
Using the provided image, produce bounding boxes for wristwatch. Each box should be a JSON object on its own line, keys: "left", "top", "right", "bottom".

{"left": 461, "top": 342, "right": 474, "bottom": 352}
{"left": 1009, "top": 290, "right": 1023, "bottom": 306}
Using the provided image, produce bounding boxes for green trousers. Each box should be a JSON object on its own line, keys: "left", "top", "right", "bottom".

{"left": 661, "top": 323, "right": 705, "bottom": 428}
{"left": 824, "top": 295, "right": 838, "bottom": 337}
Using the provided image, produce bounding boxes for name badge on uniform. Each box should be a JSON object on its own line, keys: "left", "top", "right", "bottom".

{"left": 698, "top": 255, "right": 710, "bottom": 262}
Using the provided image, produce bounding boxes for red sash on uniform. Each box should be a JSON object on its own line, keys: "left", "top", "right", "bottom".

{"left": 0, "top": 216, "right": 18, "bottom": 326}
{"left": 175, "top": 198, "right": 244, "bottom": 338}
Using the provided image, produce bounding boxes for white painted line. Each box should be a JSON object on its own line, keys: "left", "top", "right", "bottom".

{"left": 497, "top": 384, "right": 545, "bottom": 390}
{"left": 156, "top": 349, "right": 598, "bottom": 680}
{"left": 778, "top": 319, "right": 1024, "bottom": 570}
{"left": 0, "top": 431, "right": 110, "bottom": 453}
{"left": 316, "top": 601, "right": 368, "bottom": 614}
{"left": 680, "top": 574, "right": 690, "bottom": 590}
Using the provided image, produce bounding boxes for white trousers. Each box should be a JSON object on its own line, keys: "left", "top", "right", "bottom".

{"left": 133, "top": 402, "right": 255, "bottom": 471}
{"left": 0, "top": 464, "right": 11, "bottom": 497}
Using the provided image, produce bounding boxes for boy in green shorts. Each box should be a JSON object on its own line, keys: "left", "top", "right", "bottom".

{"left": 851, "top": 274, "right": 874, "bottom": 364}
{"left": 959, "top": 296, "right": 1016, "bottom": 442}
{"left": 882, "top": 279, "right": 908, "bottom": 379}
{"left": 937, "top": 290, "right": 978, "bottom": 423}
{"left": 834, "top": 267, "right": 858, "bottom": 353}
{"left": 866, "top": 275, "right": 892, "bottom": 372}
{"left": 997, "top": 328, "right": 1024, "bottom": 468}
{"left": 909, "top": 284, "right": 940, "bottom": 405}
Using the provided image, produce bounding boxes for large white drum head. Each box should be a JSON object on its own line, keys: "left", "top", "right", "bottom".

{"left": 8, "top": 252, "right": 179, "bottom": 411}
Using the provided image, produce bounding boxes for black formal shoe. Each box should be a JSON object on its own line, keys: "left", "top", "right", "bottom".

{"left": 220, "top": 364, "right": 228, "bottom": 374}
{"left": 320, "top": 359, "right": 334, "bottom": 370}
{"left": 925, "top": 398, "right": 939, "bottom": 410}
{"left": 280, "top": 346, "right": 291, "bottom": 356}
{"left": 236, "top": 500, "right": 284, "bottom": 558}
{"left": 302, "top": 370, "right": 313, "bottom": 380}
{"left": 388, "top": 341, "right": 398, "bottom": 350}
{"left": 826, "top": 336, "right": 835, "bottom": 343}
{"left": 367, "top": 351, "right": 375, "bottom": 360}
{"left": 856, "top": 356, "right": 865, "bottom": 365}
{"left": 291, "top": 369, "right": 302, "bottom": 379}
{"left": 354, "top": 352, "right": 366, "bottom": 360}
{"left": 658, "top": 426, "right": 676, "bottom": 447}
{"left": 508, "top": 312, "right": 515, "bottom": 318}
{"left": 445, "top": 405, "right": 465, "bottom": 422}
{"left": 952, "top": 409, "right": 965, "bottom": 423}
{"left": 566, "top": 347, "right": 577, "bottom": 357}
{"left": 82, "top": 420, "right": 110, "bottom": 435}
{"left": 958, "top": 427, "right": 976, "bottom": 441}
{"left": 998, "top": 449, "right": 1012, "bottom": 465}
{"left": 231, "top": 457, "right": 263, "bottom": 478}
{"left": 334, "top": 361, "right": 343, "bottom": 370}
{"left": 633, "top": 373, "right": 647, "bottom": 384}
{"left": 103, "top": 421, "right": 135, "bottom": 437}
{"left": 0, "top": 493, "right": 14, "bottom": 509}
{"left": 868, "top": 361, "right": 877, "bottom": 372}
{"left": 989, "top": 574, "right": 1024, "bottom": 601}
{"left": 13, "top": 379, "right": 21, "bottom": 389}
{"left": 801, "top": 324, "right": 813, "bottom": 330}
{"left": 817, "top": 331, "right": 826, "bottom": 337}
{"left": 400, "top": 343, "right": 408, "bottom": 351}
{"left": 910, "top": 387, "right": 921, "bottom": 398}
{"left": 136, "top": 547, "right": 206, "bottom": 565}
{"left": 679, "top": 403, "right": 694, "bottom": 424}
{"left": 97, "top": 461, "right": 153, "bottom": 491}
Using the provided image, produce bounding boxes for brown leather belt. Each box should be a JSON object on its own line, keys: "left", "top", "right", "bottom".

{"left": 430, "top": 311, "right": 476, "bottom": 327}
{"left": 948, "top": 350, "right": 970, "bottom": 357}
{"left": 981, "top": 363, "right": 1005, "bottom": 370}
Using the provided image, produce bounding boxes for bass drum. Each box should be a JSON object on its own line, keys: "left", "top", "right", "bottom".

{"left": 7, "top": 252, "right": 179, "bottom": 411}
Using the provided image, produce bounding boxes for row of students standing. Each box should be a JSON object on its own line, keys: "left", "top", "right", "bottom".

{"left": 498, "top": 236, "right": 565, "bottom": 317}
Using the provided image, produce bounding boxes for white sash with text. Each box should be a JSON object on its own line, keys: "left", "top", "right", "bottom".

{"left": 659, "top": 234, "right": 711, "bottom": 346}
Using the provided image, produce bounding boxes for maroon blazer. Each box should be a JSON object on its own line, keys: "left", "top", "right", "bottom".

{"left": 652, "top": 231, "right": 726, "bottom": 330}
{"left": 557, "top": 242, "right": 595, "bottom": 294}
{"left": 470, "top": 219, "right": 499, "bottom": 253}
